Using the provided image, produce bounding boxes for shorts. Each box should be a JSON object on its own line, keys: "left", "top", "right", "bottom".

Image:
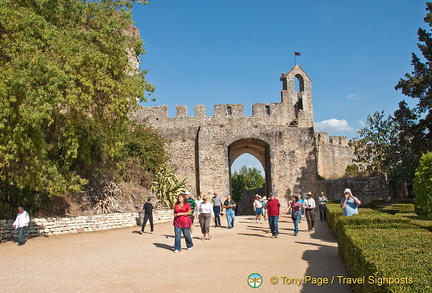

{"left": 255, "top": 208, "right": 263, "bottom": 215}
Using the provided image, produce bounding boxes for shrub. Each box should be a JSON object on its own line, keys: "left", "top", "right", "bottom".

{"left": 327, "top": 203, "right": 432, "bottom": 293}
{"left": 413, "top": 152, "right": 432, "bottom": 219}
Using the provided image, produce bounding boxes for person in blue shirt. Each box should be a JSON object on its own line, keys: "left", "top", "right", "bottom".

{"left": 340, "top": 188, "right": 361, "bottom": 216}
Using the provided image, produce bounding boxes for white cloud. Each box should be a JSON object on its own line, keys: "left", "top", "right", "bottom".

{"left": 346, "top": 93, "right": 360, "bottom": 101}
{"left": 358, "top": 120, "right": 366, "bottom": 127}
{"left": 314, "top": 119, "right": 354, "bottom": 132}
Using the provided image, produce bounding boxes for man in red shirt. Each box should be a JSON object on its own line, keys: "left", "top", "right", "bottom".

{"left": 265, "top": 193, "right": 281, "bottom": 238}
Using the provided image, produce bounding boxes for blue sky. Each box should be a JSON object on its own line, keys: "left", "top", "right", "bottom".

{"left": 132, "top": 0, "right": 427, "bottom": 173}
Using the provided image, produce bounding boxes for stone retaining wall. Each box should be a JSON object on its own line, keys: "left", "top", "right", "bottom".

{"left": 316, "top": 175, "right": 389, "bottom": 203}
{"left": 0, "top": 210, "right": 174, "bottom": 240}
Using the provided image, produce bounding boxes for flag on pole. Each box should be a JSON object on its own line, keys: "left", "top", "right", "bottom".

{"left": 294, "top": 51, "right": 301, "bottom": 56}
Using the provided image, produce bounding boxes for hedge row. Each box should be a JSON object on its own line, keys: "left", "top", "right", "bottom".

{"left": 377, "top": 203, "right": 432, "bottom": 232}
{"left": 327, "top": 203, "right": 432, "bottom": 293}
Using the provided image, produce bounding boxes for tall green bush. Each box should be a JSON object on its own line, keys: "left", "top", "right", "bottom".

{"left": 413, "top": 152, "right": 432, "bottom": 219}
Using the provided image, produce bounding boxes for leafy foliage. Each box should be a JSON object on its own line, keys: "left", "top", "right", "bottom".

{"left": 345, "top": 164, "right": 359, "bottom": 177}
{"left": 354, "top": 111, "right": 414, "bottom": 196}
{"left": 413, "top": 152, "right": 432, "bottom": 219}
{"left": 151, "top": 165, "right": 186, "bottom": 209}
{"left": 0, "top": 0, "right": 157, "bottom": 216}
{"left": 231, "top": 166, "right": 265, "bottom": 201}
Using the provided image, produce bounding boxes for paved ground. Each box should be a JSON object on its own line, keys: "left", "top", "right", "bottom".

{"left": 0, "top": 214, "right": 350, "bottom": 293}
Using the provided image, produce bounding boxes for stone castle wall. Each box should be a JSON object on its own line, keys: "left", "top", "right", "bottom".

{"left": 316, "top": 175, "right": 389, "bottom": 202}
{"left": 315, "top": 132, "right": 355, "bottom": 180}
{"left": 1, "top": 210, "right": 173, "bottom": 240}
{"left": 133, "top": 103, "right": 321, "bottom": 197}
{"left": 132, "top": 65, "right": 365, "bottom": 201}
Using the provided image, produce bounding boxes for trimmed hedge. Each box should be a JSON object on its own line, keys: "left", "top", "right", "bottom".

{"left": 327, "top": 203, "right": 432, "bottom": 293}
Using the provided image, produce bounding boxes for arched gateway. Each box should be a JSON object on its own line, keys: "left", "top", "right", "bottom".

{"left": 228, "top": 138, "right": 271, "bottom": 195}
{"left": 133, "top": 65, "right": 354, "bottom": 199}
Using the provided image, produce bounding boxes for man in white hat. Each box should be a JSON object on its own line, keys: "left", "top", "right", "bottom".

{"left": 318, "top": 192, "right": 328, "bottom": 221}
{"left": 253, "top": 194, "right": 264, "bottom": 224}
{"left": 303, "top": 192, "right": 316, "bottom": 232}
{"left": 340, "top": 188, "right": 361, "bottom": 216}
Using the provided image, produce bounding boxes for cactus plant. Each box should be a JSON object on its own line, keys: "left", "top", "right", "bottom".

{"left": 151, "top": 165, "right": 187, "bottom": 208}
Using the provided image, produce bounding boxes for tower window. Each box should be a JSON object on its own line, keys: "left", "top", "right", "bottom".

{"left": 227, "top": 106, "right": 232, "bottom": 116}
{"left": 295, "top": 74, "right": 304, "bottom": 92}
{"left": 265, "top": 106, "right": 270, "bottom": 116}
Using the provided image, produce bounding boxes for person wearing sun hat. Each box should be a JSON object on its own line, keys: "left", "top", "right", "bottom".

{"left": 340, "top": 188, "right": 361, "bottom": 216}
{"left": 253, "top": 194, "right": 264, "bottom": 224}
{"left": 303, "top": 192, "right": 316, "bottom": 232}
{"left": 318, "top": 192, "right": 328, "bottom": 221}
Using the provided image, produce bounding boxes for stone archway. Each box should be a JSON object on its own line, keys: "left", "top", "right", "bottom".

{"left": 228, "top": 138, "right": 272, "bottom": 198}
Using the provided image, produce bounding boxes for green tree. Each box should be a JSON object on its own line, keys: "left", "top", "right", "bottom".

{"left": 0, "top": 0, "right": 154, "bottom": 215}
{"left": 231, "top": 166, "right": 265, "bottom": 201}
{"left": 395, "top": 2, "right": 432, "bottom": 157}
{"left": 413, "top": 152, "right": 432, "bottom": 219}
{"left": 354, "top": 111, "right": 414, "bottom": 197}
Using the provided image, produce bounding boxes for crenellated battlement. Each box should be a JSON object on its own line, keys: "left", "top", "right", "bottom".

{"left": 314, "top": 132, "right": 350, "bottom": 147}
{"left": 133, "top": 64, "right": 316, "bottom": 128}
{"left": 131, "top": 65, "right": 355, "bottom": 195}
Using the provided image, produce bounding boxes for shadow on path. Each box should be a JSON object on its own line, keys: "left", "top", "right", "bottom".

{"left": 298, "top": 220, "right": 350, "bottom": 293}
{"left": 153, "top": 242, "right": 173, "bottom": 251}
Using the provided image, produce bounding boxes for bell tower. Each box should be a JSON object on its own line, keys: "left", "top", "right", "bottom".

{"left": 280, "top": 65, "right": 314, "bottom": 127}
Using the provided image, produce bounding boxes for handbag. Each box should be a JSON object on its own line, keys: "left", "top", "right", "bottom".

{"left": 291, "top": 210, "right": 299, "bottom": 220}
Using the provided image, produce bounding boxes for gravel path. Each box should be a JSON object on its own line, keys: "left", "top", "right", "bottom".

{"left": 0, "top": 215, "right": 350, "bottom": 293}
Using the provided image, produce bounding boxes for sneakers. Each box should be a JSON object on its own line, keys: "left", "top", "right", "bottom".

{"left": 187, "top": 246, "right": 193, "bottom": 251}
{"left": 275, "top": 234, "right": 279, "bottom": 238}
{"left": 139, "top": 231, "right": 143, "bottom": 234}
{"left": 294, "top": 233, "right": 298, "bottom": 236}
{"left": 151, "top": 231, "right": 154, "bottom": 234}
{"left": 173, "top": 249, "right": 180, "bottom": 253}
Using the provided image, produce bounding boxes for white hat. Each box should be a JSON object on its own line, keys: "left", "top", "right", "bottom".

{"left": 344, "top": 188, "right": 351, "bottom": 194}
{"left": 184, "top": 191, "right": 190, "bottom": 195}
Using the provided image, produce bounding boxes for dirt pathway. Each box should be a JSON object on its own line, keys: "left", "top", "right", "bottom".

{"left": 0, "top": 215, "right": 350, "bottom": 293}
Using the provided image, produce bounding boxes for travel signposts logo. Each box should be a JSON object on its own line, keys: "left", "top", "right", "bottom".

{"left": 248, "top": 273, "right": 263, "bottom": 288}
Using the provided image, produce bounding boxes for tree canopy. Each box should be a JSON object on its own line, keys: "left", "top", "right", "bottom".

{"left": 231, "top": 166, "right": 265, "bottom": 201}
{"left": 0, "top": 0, "right": 158, "bottom": 216}
{"left": 354, "top": 111, "right": 415, "bottom": 196}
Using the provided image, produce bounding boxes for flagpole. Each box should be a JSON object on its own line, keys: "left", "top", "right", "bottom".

{"left": 294, "top": 50, "right": 297, "bottom": 65}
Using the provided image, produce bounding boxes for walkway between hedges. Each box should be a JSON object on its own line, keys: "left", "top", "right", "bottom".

{"left": 0, "top": 215, "right": 350, "bottom": 293}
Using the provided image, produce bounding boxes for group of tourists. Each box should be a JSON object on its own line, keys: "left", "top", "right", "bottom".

{"left": 169, "top": 191, "right": 238, "bottom": 252}
{"left": 287, "top": 189, "right": 361, "bottom": 236}
{"left": 11, "top": 188, "right": 361, "bottom": 249}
